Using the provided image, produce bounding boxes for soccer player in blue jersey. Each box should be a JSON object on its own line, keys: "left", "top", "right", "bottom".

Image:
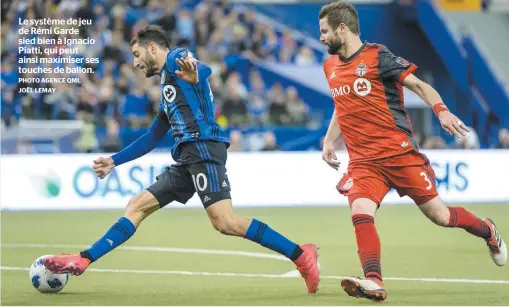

{"left": 43, "top": 25, "right": 320, "bottom": 294}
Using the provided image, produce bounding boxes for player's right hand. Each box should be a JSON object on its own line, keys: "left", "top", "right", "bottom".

{"left": 322, "top": 142, "right": 340, "bottom": 170}
{"left": 438, "top": 110, "right": 469, "bottom": 138}
{"left": 175, "top": 57, "right": 199, "bottom": 83}
{"left": 93, "top": 156, "right": 115, "bottom": 179}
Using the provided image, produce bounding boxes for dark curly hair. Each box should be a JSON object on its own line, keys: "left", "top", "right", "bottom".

{"left": 130, "top": 25, "right": 170, "bottom": 49}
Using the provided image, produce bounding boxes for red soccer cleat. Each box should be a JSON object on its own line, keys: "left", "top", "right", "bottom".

{"left": 294, "top": 244, "right": 320, "bottom": 294}
{"left": 482, "top": 218, "right": 507, "bottom": 266}
{"left": 43, "top": 253, "right": 91, "bottom": 276}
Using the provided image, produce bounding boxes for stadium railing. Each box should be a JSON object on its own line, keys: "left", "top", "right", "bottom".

{"left": 1, "top": 119, "right": 85, "bottom": 154}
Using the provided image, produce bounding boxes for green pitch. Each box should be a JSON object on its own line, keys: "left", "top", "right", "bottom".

{"left": 2, "top": 204, "right": 508, "bottom": 305}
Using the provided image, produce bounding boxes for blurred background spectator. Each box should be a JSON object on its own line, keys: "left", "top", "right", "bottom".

{"left": 498, "top": 128, "right": 509, "bottom": 149}
{"left": 261, "top": 131, "right": 280, "bottom": 151}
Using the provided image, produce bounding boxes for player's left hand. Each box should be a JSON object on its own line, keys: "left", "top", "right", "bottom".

{"left": 175, "top": 57, "right": 198, "bottom": 84}
{"left": 438, "top": 110, "right": 469, "bottom": 138}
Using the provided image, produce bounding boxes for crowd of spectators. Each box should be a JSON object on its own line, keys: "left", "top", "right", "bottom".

{"left": 1, "top": 0, "right": 507, "bottom": 153}
{"left": 1, "top": 0, "right": 318, "bottom": 152}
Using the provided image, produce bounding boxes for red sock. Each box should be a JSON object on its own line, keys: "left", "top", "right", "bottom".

{"left": 352, "top": 214, "right": 383, "bottom": 285}
{"left": 447, "top": 207, "right": 491, "bottom": 239}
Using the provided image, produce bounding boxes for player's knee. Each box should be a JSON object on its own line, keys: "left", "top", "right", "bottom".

{"left": 210, "top": 216, "right": 237, "bottom": 235}
{"left": 125, "top": 195, "right": 141, "bottom": 213}
{"left": 211, "top": 218, "right": 231, "bottom": 235}
{"left": 419, "top": 198, "right": 450, "bottom": 227}
{"left": 425, "top": 207, "right": 450, "bottom": 227}
{"left": 351, "top": 198, "right": 378, "bottom": 216}
{"left": 430, "top": 210, "right": 450, "bottom": 227}
{"left": 125, "top": 191, "right": 158, "bottom": 217}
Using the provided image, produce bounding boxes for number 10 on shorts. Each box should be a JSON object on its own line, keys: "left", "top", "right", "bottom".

{"left": 192, "top": 173, "right": 208, "bottom": 192}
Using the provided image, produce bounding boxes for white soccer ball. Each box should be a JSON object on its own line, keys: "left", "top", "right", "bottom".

{"left": 29, "top": 255, "right": 69, "bottom": 293}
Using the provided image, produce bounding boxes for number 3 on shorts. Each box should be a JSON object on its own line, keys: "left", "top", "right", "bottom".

{"left": 420, "top": 172, "right": 433, "bottom": 191}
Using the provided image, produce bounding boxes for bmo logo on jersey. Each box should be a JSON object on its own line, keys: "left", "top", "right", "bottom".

{"left": 353, "top": 78, "right": 371, "bottom": 97}
{"left": 330, "top": 78, "right": 372, "bottom": 98}
{"left": 330, "top": 85, "right": 351, "bottom": 98}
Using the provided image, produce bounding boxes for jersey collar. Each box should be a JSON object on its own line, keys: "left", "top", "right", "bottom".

{"left": 160, "top": 50, "right": 171, "bottom": 76}
{"left": 338, "top": 41, "right": 367, "bottom": 63}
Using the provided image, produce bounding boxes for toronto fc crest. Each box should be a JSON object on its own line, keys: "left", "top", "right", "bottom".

{"left": 355, "top": 61, "right": 368, "bottom": 77}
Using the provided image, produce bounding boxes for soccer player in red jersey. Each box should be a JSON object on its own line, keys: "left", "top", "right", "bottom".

{"left": 318, "top": 1, "right": 507, "bottom": 302}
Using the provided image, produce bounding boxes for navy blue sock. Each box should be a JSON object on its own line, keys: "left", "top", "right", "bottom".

{"left": 81, "top": 217, "right": 136, "bottom": 262}
{"left": 244, "top": 219, "right": 303, "bottom": 261}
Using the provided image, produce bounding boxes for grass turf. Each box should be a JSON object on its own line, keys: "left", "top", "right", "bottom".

{"left": 2, "top": 204, "right": 508, "bottom": 305}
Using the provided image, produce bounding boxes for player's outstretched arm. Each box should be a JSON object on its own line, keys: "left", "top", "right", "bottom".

{"left": 93, "top": 112, "right": 170, "bottom": 179}
{"left": 403, "top": 74, "right": 469, "bottom": 138}
{"left": 322, "top": 109, "right": 341, "bottom": 170}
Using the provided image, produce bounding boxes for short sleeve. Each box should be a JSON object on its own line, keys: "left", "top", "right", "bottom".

{"left": 168, "top": 47, "right": 211, "bottom": 80}
{"left": 167, "top": 47, "right": 194, "bottom": 68}
{"left": 378, "top": 47, "right": 417, "bottom": 83}
{"left": 323, "top": 57, "right": 331, "bottom": 75}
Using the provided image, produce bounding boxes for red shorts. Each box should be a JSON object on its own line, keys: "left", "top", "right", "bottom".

{"left": 337, "top": 151, "right": 438, "bottom": 206}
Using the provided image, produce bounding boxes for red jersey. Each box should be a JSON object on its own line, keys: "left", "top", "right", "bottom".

{"left": 323, "top": 42, "right": 418, "bottom": 163}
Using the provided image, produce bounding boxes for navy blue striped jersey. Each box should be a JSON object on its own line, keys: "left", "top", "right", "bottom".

{"left": 159, "top": 47, "right": 229, "bottom": 156}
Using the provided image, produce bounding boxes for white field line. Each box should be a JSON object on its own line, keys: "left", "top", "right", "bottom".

{"left": 2, "top": 266, "right": 508, "bottom": 285}
{"left": 0, "top": 243, "right": 289, "bottom": 261}
{"left": 2, "top": 243, "right": 508, "bottom": 284}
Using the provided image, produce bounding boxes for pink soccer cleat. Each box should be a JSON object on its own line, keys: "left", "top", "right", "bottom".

{"left": 43, "top": 253, "right": 91, "bottom": 276}
{"left": 294, "top": 244, "right": 320, "bottom": 294}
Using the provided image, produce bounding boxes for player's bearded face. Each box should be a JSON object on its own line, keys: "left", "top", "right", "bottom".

{"left": 132, "top": 43, "right": 159, "bottom": 78}
{"left": 142, "top": 50, "right": 158, "bottom": 77}
{"left": 319, "top": 18, "right": 343, "bottom": 55}
{"left": 325, "top": 32, "right": 342, "bottom": 55}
